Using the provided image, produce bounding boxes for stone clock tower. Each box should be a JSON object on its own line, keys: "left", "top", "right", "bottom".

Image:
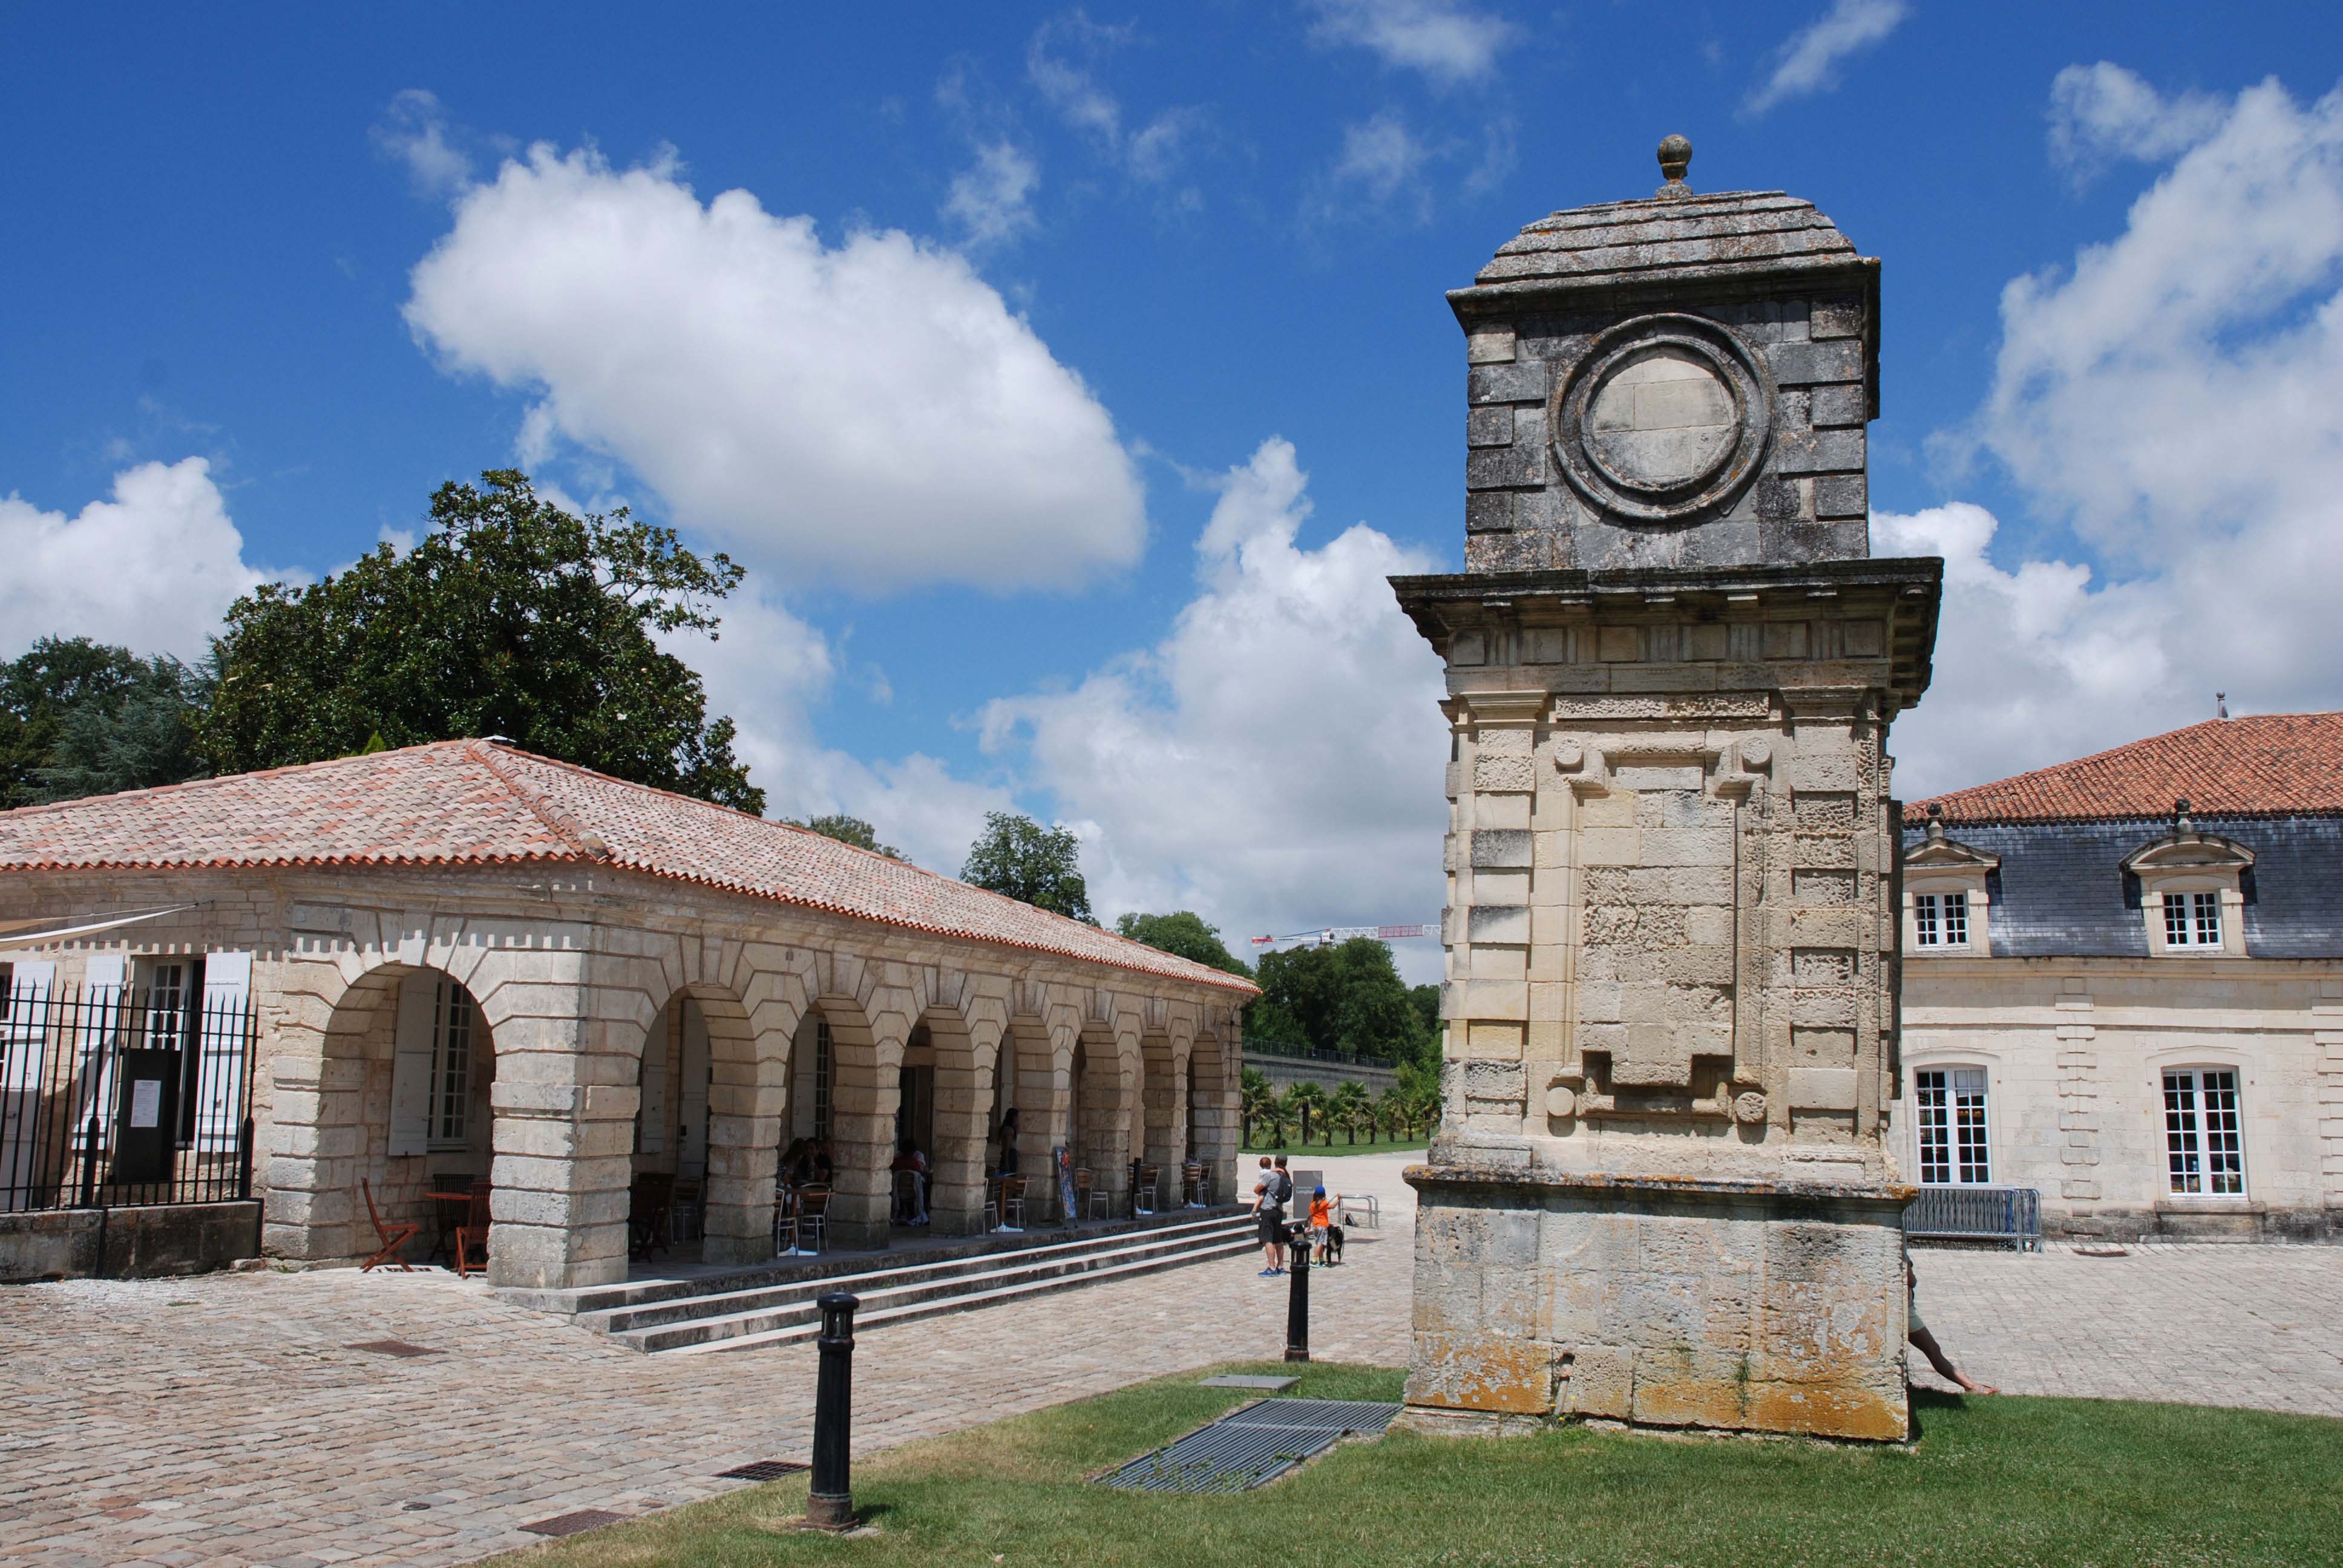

{"left": 1391, "top": 138, "right": 1943, "bottom": 1442}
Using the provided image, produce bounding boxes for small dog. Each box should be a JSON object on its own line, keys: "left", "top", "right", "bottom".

{"left": 1321, "top": 1223, "right": 1345, "bottom": 1266}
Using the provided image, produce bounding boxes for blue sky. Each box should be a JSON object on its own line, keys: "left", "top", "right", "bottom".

{"left": 7, "top": 3, "right": 2342, "bottom": 976}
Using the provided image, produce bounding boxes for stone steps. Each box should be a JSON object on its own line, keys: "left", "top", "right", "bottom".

{"left": 581, "top": 1213, "right": 1258, "bottom": 1355}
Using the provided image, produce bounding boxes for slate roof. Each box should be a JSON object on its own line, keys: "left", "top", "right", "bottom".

{"left": 0, "top": 740, "right": 1257, "bottom": 995}
{"left": 1904, "top": 713, "right": 2343, "bottom": 826}
{"left": 1470, "top": 190, "right": 1863, "bottom": 295}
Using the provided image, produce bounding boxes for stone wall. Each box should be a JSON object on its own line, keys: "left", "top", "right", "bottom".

{"left": 1899, "top": 957, "right": 2343, "bottom": 1241}
{"left": 0, "top": 863, "right": 1247, "bottom": 1290}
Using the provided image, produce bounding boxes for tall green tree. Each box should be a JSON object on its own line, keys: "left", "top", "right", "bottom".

{"left": 788, "top": 813, "right": 902, "bottom": 858}
{"left": 960, "top": 811, "right": 1095, "bottom": 923}
{"left": 1330, "top": 1080, "right": 1370, "bottom": 1145}
{"left": 198, "top": 469, "right": 762, "bottom": 812}
{"left": 1, "top": 637, "right": 212, "bottom": 808}
{"left": 1250, "top": 938, "right": 1425, "bottom": 1063}
{"left": 1113, "top": 911, "right": 1250, "bottom": 976}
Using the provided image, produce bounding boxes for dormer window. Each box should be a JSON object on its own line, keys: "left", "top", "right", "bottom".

{"left": 1914, "top": 891, "right": 1968, "bottom": 947}
{"left": 2162, "top": 890, "right": 2222, "bottom": 949}
{"left": 2125, "top": 800, "right": 2252, "bottom": 958}
{"left": 1903, "top": 808, "right": 1998, "bottom": 956}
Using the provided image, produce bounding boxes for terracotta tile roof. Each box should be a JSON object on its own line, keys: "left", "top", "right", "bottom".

{"left": 0, "top": 740, "right": 1257, "bottom": 995}
{"left": 1904, "top": 713, "right": 2343, "bottom": 826}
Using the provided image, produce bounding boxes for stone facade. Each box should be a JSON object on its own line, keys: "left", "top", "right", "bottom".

{"left": 0, "top": 860, "right": 1245, "bottom": 1291}
{"left": 1391, "top": 142, "right": 1941, "bottom": 1442}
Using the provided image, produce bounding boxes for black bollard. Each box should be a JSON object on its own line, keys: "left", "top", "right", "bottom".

{"left": 807, "top": 1292, "right": 859, "bottom": 1530}
{"left": 1284, "top": 1220, "right": 1310, "bottom": 1363}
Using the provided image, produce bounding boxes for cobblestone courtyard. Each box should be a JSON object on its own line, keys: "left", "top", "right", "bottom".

{"left": 1, "top": 1154, "right": 2336, "bottom": 1568}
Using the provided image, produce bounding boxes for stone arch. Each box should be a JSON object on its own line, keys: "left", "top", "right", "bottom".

{"left": 1070, "top": 1018, "right": 1137, "bottom": 1214}
{"left": 1138, "top": 1027, "right": 1182, "bottom": 1203}
{"left": 634, "top": 975, "right": 783, "bottom": 1266}
{"left": 265, "top": 955, "right": 501, "bottom": 1268}
{"left": 1188, "top": 1029, "right": 1237, "bottom": 1205}
{"left": 919, "top": 987, "right": 999, "bottom": 1235}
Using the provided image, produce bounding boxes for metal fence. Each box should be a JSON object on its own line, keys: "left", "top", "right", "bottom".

{"left": 1240, "top": 1039, "right": 1399, "bottom": 1069}
{"left": 1904, "top": 1184, "right": 2040, "bottom": 1251}
{"left": 1, "top": 981, "right": 256, "bottom": 1213}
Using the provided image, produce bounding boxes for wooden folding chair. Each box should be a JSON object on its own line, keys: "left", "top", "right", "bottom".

{"left": 361, "top": 1178, "right": 419, "bottom": 1273}
{"left": 453, "top": 1178, "right": 493, "bottom": 1279}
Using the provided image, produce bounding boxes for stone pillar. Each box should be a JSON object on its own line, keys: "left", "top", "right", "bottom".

{"left": 929, "top": 1026, "right": 1000, "bottom": 1235}
{"left": 1191, "top": 1041, "right": 1239, "bottom": 1204}
{"left": 261, "top": 1052, "right": 365, "bottom": 1261}
{"left": 1141, "top": 1040, "right": 1184, "bottom": 1181}
{"left": 702, "top": 1071, "right": 786, "bottom": 1266}
{"left": 1388, "top": 137, "right": 1942, "bottom": 1442}
{"left": 827, "top": 1027, "right": 904, "bottom": 1250}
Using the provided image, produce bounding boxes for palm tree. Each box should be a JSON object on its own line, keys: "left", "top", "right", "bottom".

{"left": 1286, "top": 1081, "right": 1329, "bottom": 1148}
{"left": 1330, "top": 1081, "right": 1369, "bottom": 1145}
{"left": 1240, "top": 1067, "right": 1274, "bottom": 1148}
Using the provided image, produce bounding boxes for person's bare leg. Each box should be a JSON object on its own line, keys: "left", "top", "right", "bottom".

{"left": 1910, "top": 1328, "right": 1997, "bottom": 1395}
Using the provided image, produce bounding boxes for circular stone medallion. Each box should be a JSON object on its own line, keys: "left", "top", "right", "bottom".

{"left": 1552, "top": 313, "right": 1774, "bottom": 526}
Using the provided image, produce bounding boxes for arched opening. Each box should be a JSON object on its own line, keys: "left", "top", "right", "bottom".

{"left": 628, "top": 990, "right": 736, "bottom": 1264}
{"left": 891, "top": 1023, "right": 936, "bottom": 1227}
{"left": 278, "top": 962, "right": 500, "bottom": 1268}
{"left": 1139, "top": 1033, "right": 1181, "bottom": 1211}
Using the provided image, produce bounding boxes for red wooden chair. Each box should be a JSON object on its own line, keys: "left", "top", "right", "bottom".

{"left": 361, "top": 1178, "right": 418, "bottom": 1273}
{"left": 453, "top": 1179, "right": 493, "bottom": 1279}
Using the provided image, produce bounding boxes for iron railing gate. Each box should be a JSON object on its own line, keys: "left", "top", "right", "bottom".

{"left": 0, "top": 981, "right": 257, "bottom": 1214}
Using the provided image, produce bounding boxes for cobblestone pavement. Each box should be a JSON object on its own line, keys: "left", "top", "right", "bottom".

{"left": 1, "top": 1208, "right": 2335, "bottom": 1568}
{"left": 1908, "top": 1241, "right": 2343, "bottom": 1416}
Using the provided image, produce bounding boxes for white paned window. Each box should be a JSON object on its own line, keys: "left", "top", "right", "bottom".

{"left": 2162, "top": 891, "right": 2222, "bottom": 948}
{"left": 430, "top": 982, "right": 475, "bottom": 1149}
{"left": 1916, "top": 1067, "right": 1991, "bottom": 1184}
{"left": 1914, "top": 892, "right": 1968, "bottom": 948}
{"left": 2163, "top": 1068, "right": 2244, "bottom": 1196}
{"left": 144, "top": 961, "right": 188, "bottom": 1053}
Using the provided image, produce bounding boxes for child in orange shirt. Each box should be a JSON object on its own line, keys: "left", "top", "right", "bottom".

{"left": 1308, "top": 1186, "right": 1335, "bottom": 1266}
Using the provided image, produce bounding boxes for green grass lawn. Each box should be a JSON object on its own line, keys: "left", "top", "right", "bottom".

{"left": 1240, "top": 1135, "right": 1428, "bottom": 1158}
{"left": 486, "top": 1362, "right": 2343, "bottom": 1568}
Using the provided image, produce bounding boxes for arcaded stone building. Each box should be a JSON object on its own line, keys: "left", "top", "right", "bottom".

{"left": 0, "top": 740, "right": 1251, "bottom": 1289}
{"left": 1391, "top": 140, "right": 1941, "bottom": 1441}
{"left": 1897, "top": 713, "right": 2343, "bottom": 1244}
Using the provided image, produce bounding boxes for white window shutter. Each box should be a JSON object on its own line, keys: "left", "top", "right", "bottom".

{"left": 194, "top": 952, "right": 253, "bottom": 1152}
{"left": 74, "top": 955, "right": 128, "bottom": 1152}
{"left": 2, "top": 962, "right": 54, "bottom": 1212}
{"left": 638, "top": 1010, "right": 670, "bottom": 1155}
{"left": 387, "top": 978, "right": 437, "bottom": 1158}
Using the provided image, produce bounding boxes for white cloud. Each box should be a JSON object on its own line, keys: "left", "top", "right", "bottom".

{"left": 1890, "top": 74, "right": 2343, "bottom": 796}
{"left": 1023, "top": 13, "right": 1210, "bottom": 193}
{"left": 0, "top": 459, "right": 272, "bottom": 662}
{"left": 371, "top": 89, "right": 473, "bottom": 198}
{"left": 1312, "top": 109, "right": 1438, "bottom": 224}
{"left": 402, "top": 142, "right": 1147, "bottom": 592}
{"left": 1745, "top": 0, "right": 1909, "bottom": 116}
{"left": 1304, "top": 0, "right": 1518, "bottom": 89}
{"left": 943, "top": 140, "right": 1041, "bottom": 246}
{"left": 980, "top": 438, "right": 1450, "bottom": 975}
{"left": 2048, "top": 63, "right": 2227, "bottom": 183}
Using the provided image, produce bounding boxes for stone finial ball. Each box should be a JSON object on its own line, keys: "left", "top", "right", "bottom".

{"left": 1658, "top": 134, "right": 1693, "bottom": 179}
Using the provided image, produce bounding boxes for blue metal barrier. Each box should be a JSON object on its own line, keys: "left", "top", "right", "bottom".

{"left": 1905, "top": 1185, "right": 2040, "bottom": 1251}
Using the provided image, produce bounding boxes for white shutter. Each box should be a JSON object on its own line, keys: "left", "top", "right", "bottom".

{"left": 638, "top": 1008, "right": 670, "bottom": 1155}
{"left": 73, "top": 955, "right": 127, "bottom": 1157}
{"left": 2, "top": 961, "right": 54, "bottom": 1212}
{"left": 193, "top": 952, "right": 253, "bottom": 1152}
{"left": 387, "top": 977, "right": 437, "bottom": 1158}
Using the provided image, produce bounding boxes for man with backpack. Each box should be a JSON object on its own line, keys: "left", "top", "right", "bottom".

{"left": 1253, "top": 1154, "right": 1294, "bottom": 1276}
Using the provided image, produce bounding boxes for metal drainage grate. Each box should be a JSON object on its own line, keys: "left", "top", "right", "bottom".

{"left": 1095, "top": 1399, "right": 1401, "bottom": 1494}
{"left": 718, "top": 1459, "right": 811, "bottom": 1481}
{"left": 521, "top": 1508, "right": 629, "bottom": 1538}
{"left": 346, "top": 1340, "right": 443, "bottom": 1357}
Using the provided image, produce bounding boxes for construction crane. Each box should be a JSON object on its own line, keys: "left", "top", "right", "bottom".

{"left": 1249, "top": 923, "right": 1438, "bottom": 950}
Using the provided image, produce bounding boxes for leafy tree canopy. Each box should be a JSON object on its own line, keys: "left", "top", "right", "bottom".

{"left": 198, "top": 470, "right": 762, "bottom": 812}
{"left": 1249, "top": 937, "right": 1430, "bottom": 1064}
{"left": 1113, "top": 910, "right": 1250, "bottom": 976}
{"left": 788, "top": 813, "right": 903, "bottom": 859}
{"left": 1, "top": 637, "right": 211, "bottom": 808}
{"left": 960, "top": 811, "right": 1095, "bottom": 924}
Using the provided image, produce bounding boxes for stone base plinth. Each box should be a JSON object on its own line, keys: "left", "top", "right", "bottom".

{"left": 1404, "top": 1160, "right": 1911, "bottom": 1442}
